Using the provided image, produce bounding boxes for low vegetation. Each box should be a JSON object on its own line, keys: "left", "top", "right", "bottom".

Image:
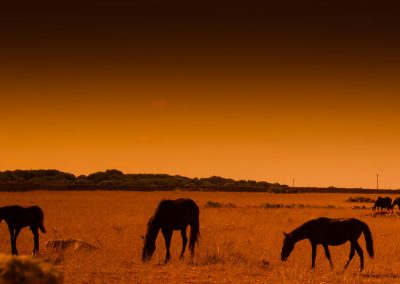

{"left": 345, "top": 196, "right": 375, "bottom": 203}
{"left": 205, "top": 201, "right": 237, "bottom": 208}
{"left": 45, "top": 239, "right": 99, "bottom": 252}
{"left": 261, "top": 203, "right": 341, "bottom": 209}
{"left": 205, "top": 201, "right": 223, "bottom": 208}
{"left": 0, "top": 254, "right": 62, "bottom": 284}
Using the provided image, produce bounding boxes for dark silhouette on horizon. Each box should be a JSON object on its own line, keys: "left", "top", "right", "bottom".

{"left": 392, "top": 198, "right": 400, "bottom": 210}
{"left": 0, "top": 205, "right": 46, "bottom": 256}
{"left": 0, "top": 169, "right": 287, "bottom": 192}
{"left": 281, "top": 217, "right": 374, "bottom": 272}
{"left": 373, "top": 197, "right": 392, "bottom": 211}
{"left": 142, "top": 198, "right": 200, "bottom": 263}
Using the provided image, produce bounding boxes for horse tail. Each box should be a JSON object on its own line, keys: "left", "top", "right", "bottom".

{"left": 39, "top": 214, "right": 46, "bottom": 233}
{"left": 36, "top": 206, "right": 46, "bottom": 233}
{"left": 39, "top": 222, "right": 46, "bottom": 233}
{"left": 362, "top": 222, "right": 374, "bottom": 258}
{"left": 189, "top": 207, "right": 200, "bottom": 255}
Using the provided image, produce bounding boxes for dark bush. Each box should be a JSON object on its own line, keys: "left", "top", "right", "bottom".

{"left": 345, "top": 196, "right": 375, "bottom": 203}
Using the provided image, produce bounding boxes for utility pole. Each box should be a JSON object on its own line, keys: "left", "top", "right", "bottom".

{"left": 292, "top": 179, "right": 295, "bottom": 188}
{"left": 377, "top": 173, "right": 379, "bottom": 190}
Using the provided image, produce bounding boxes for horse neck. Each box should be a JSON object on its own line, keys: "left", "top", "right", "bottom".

{"left": 0, "top": 207, "right": 5, "bottom": 220}
{"left": 146, "top": 217, "right": 161, "bottom": 241}
{"left": 291, "top": 225, "right": 309, "bottom": 243}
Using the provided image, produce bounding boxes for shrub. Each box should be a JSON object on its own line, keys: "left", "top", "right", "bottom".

{"left": 261, "top": 203, "right": 284, "bottom": 209}
{"left": 0, "top": 254, "right": 62, "bottom": 284}
{"left": 345, "top": 196, "right": 375, "bottom": 203}
{"left": 205, "top": 201, "right": 222, "bottom": 208}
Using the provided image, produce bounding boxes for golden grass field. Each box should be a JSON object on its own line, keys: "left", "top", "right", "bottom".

{"left": 0, "top": 190, "right": 400, "bottom": 283}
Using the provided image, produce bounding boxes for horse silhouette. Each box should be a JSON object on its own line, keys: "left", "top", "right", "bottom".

{"left": 142, "top": 198, "right": 200, "bottom": 262}
{"left": 0, "top": 205, "right": 46, "bottom": 255}
{"left": 281, "top": 217, "right": 373, "bottom": 271}
{"left": 373, "top": 197, "right": 392, "bottom": 211}
{"left": 392, "top": 198, "right": 400, "bottom": 210}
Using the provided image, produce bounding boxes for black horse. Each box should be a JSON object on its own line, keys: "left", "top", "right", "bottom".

{"left": 373, "top": 196, "right": 392, "bottom": 211}
{"left": 281, "top": 217, "right": 374, "bottom": 271}
{"left": 392, "top": 198, "right": 400, "bottom": 210}
{"left": 0, "top": 205, "right": 46, "bottom": 255}
{"left": 142, "top": 198, "right": 200, "bottom": 262}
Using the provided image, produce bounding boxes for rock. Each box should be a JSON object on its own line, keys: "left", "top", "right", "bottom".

{"left": 45, "top": 239, "right": 99, "bottom": 252}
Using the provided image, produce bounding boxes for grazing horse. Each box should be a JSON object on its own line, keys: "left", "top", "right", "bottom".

{"left": 142, "top": 198, "right": 200, "bottom": 262}
{"left": 281, "top": 217, "right": 374, "bottom": 271}
{"left": 0, "top": 205, "right": 46, "bottom": 256}
{"left": 373, "top": 197, "right": 392, "bottom": 211}
{"left": 392, "top": 198, "right": 400, "bottom": 210}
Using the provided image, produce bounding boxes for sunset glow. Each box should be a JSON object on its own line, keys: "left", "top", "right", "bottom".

{"left": 1, "top": 1, "right": 399, "bottom": 188}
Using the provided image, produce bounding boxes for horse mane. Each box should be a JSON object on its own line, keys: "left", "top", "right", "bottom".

{"left": 145, "top": 212, "right": 161, "bottom": 241}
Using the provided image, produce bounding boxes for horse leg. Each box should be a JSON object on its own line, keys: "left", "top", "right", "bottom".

{"left": 12, "top": 227, "right": 22, "bottom": 255}
{"left": 161, "top": 228, "right": 173, "bottom": 263}
{"left": 179, "top": 227, "right": 188, "bottom": 260}
{"left": 311, "top": 242, "right": 317, "bottom": 270}
{"left": 8, "top": 225, "right": 15, "bottom": 255}
{"left": 344, "top": 242, "right": 356, "bottom": 270}
{"left": 323, "top": 244, "right": 333, "bottom": 269}
{"left": 31, "top": 226, "right": 39, "bottom": 256}
{"left": 354, "top": 241, "right": 364, "bottom": 272}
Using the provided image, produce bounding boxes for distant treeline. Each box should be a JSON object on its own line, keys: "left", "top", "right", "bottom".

{"left": 0, "top": 169, "right": 290, "bottom": 192}
{"left": 0, "top": 169, "right": 398, "bottom": 194}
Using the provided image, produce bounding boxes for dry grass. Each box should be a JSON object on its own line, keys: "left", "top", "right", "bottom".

{"left": 0, "top": 190, "right": 399, "bottom": 283}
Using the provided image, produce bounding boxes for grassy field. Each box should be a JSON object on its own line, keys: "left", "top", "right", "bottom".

{"left": 0, "top": 190, "right": 399, "bottom": 283}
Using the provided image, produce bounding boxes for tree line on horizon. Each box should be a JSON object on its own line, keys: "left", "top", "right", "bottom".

{"left": 0, "top": 169, "right": 290, "bottom": 192}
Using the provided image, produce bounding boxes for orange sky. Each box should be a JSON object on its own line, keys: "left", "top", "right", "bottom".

{"left": 1, "top": 1, "right": 400, "bottom": 188}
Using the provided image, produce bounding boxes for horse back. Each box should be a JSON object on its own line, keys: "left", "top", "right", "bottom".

{"left": 1, "top": 205, "right": 44, "bottom": 227}
{"left": 374, "top": 196, "right": 392, "bottom": 208}
{"left": 155, "top": 199, "right": 199, "bottom": 229}
{"left": 306, "top": 217, "right": 365, "bottom": 245}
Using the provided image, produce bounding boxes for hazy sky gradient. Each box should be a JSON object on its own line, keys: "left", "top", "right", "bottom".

{"left": 1, "top": 1, "right": 400, "bottom": 188}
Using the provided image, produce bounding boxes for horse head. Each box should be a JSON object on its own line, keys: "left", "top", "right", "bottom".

{"left": 392, "top": 198, "right": 400, "bottom": 210}
{"left": 281, "top": 232, "right": 295, "bottom": 261}
{"left": 141, "top": 234, "right": 156, "bottom": 262}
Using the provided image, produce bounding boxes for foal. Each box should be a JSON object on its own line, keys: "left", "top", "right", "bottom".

{"left": 0, "top": 205, "right": 46, "bottom": 255}
{"left": 281, "top": 217, "right": 374, "bottom": 271}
